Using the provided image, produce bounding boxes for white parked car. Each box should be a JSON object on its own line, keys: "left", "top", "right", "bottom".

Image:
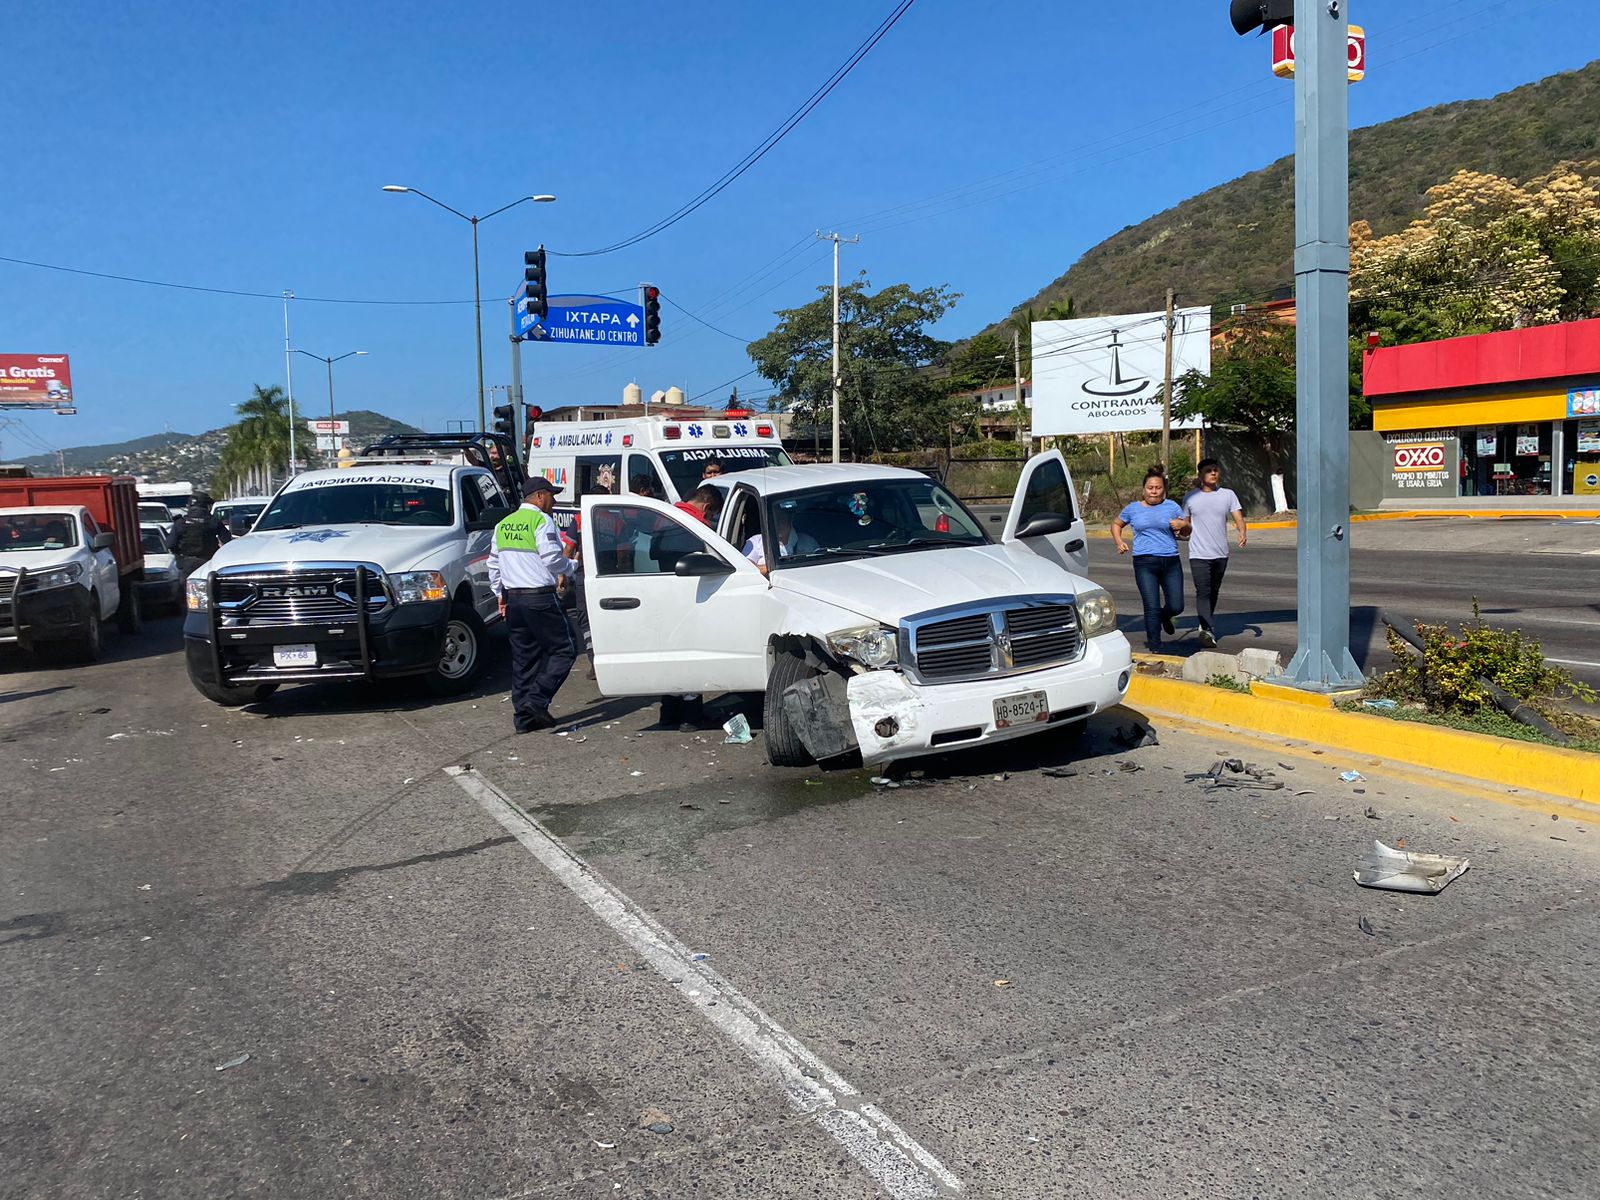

{"left": 136, "top": 523, "right": 184, "bottom": 613}
{"left": 138, "top": 501, "right": 174, "bottom": 529}
{"left": 577, "top": 451, "right": 1132, "bottom": 767}
{"left": 212, "top": 497, "right": 268, "bottom": 537}
{"left": 0, "top": 505, "right": 123, "bottom": 660}
{"left": 182, "top": 463, "right": 511, "bottom": 705}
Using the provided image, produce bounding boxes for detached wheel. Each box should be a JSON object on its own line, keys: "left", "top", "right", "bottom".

{"left": 425, "top": 602, "right": 487, "bottom": 697}
{"left": 116, "top": 586, "right": 143, "bottom": 635}
{"left": 763, "top": 648, "right": 819, "bottom": 768}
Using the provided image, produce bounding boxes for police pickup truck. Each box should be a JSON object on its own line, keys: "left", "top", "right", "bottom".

{"left": 182, "top": 457, "right": 514, "bottom": 706}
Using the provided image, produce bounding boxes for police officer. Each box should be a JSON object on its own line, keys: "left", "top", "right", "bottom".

{"left": 167, "top": 491, "right": 231, "bottom": 579}
{"left": 488, "top": 478, "right": 579, "bottom": 733}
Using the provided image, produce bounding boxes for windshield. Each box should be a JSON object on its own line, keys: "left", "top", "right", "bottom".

{"left": 659, "top": 447, "right": 791, "bottom": 498}
{"left": 216, "top": 503, "right": 265, "bottom": 535}
{"left": 140, "top": 527, "right": 169, "bottom": 555}
{"left": 2, "top": 512, "right": 79, "bottom": 551}
{"left": 140, "top": 491, "right": 192, "bottom": 515}
{"left": 763, "top": 478, "right": 987, "bottom": 570}
{"left": 256, "top": 479, "right": 455, "bottom": 530}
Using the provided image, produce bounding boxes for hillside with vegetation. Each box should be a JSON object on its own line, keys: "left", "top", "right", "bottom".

{"left": 12, "top": 409, "right": 422, "bottom": 484}
{"left": 986, "top": 59, "right": 1600, "bottom": 327}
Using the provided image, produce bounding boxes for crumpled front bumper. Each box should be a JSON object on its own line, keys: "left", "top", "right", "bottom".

{"left": 785, "top": 632, "right": 1134, "bottom": 766}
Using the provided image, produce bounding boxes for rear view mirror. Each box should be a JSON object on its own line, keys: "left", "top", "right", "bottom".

{"left": 92, "top": 531, "right": 116, "bottom": 550}
{"left": 1015, "top": 512, "right": 1072, "bottom": 539}
{"left": 675, "top": 551, "right": 735, "bottom": 577}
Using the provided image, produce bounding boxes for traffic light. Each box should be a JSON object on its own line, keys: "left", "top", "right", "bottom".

{"left": 524, "top": 405, "right": 543, "bottom": 425}
{"left": 492, "top": 403, "right": 516, "bottom": 439}
{"left": 1229, "top": 0, "right": 1293, "bottom": 35}
{"left": 523, "top": 247, "right": 548, "bottom": 321}
{"left": 642, "top": 285, "right": 661, "bottom": 346}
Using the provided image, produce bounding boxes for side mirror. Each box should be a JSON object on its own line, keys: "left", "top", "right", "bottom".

{"left": 92, "top": 531, "right": 116, "bottom": 550}
{"left": 674, "top": 551, "right": 736, "bottom": 578}
{"left": 1015, "top": 512, "right": 1072, "bottom": 539}
{"left": 467, "top": 506, "right": 513, "bottom": 532}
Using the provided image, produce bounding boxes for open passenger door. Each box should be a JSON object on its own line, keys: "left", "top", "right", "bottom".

{"left": 1000, "top": 450, "right": 1090, "bottom": 577}
{"left": 579, "top": 496, "right": 769, "bottom": 697}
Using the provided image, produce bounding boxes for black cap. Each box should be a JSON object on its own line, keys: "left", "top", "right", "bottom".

{"left": 525, "top": 476, "right": 562, "bottom": 498}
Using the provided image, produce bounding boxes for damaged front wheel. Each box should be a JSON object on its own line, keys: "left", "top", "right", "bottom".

{"left": 763, "top": 649, "right": 819, "bottom": 767}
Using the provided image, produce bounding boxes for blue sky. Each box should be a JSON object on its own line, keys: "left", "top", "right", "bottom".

{"left": 3, "top": 0, "right": 1596, "bottom": 455}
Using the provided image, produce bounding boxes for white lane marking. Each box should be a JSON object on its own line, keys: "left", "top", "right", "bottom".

{"left": 445, "top": 766, "right": 962, "bottom": 1199}
{"left": 1546, "top": 657, "right": 1600, "bottom": 669}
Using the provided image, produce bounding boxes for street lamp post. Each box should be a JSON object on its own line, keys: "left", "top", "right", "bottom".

{"left": 383, "top": 185, "right": 555, "bottom": 432}
{"left": 292, "top": 349, "right": 368, "bottom": 461}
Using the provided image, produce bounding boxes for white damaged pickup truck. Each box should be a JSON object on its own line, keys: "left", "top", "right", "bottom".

{"left": 578, "top": 451, "right": 1132, "bottom": 766}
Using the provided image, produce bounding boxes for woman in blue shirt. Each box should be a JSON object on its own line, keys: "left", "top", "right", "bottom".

{"left": 1112, "top": 469, "right": 1191, "bottom": 653}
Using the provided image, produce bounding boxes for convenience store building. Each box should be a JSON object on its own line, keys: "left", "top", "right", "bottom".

{"left": 1363, "top": 317, "right": 1600, "bottom": 498}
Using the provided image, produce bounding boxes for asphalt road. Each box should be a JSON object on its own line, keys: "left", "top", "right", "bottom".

{"left": 3, "top": 615, "right": 1597, "bottom": 1198}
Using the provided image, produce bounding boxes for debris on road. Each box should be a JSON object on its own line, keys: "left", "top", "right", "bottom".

{"left": 639, "top": 1106, "right": 674, "bottom": 1135}
{"left": 721, "top": 714, "right": 753, "bottom": 744}
{"left": 870, "top": 776, "right": 900, "bottom": 788}
{"left": 1340, "top": 771, "right": 1366, "bottom": 783}
{"left": 592, "top": 1139, "right": 617, "bottom": 1150}
{"left": 1353, "top": 839, "right": 1470, "bottom": 894}
{"left": 1361, "top": 699, "right": 1399, "bottom": 712}
{"left": 1041, "top": 766, "right": 1079, "bottom": 779}
{"left": 1112, "top": 723, "right": 1159, "bottom": 750}
{"left": 1116, "top": 761, "right": 1142, "bottom": 773}
{"left": 1358, "top": 917, "right": 1376, "bottom": 936}
{"left": 1185, "top": 760, "right": 1285, "bottom": 791}
{"left": 1365, "top": 806, "right": 1380, "bottom": 820}
{"left": 215, "top": 1053, "right": 250, "bottom": 1072}
{"left": 689, "top": 952, "right": 708, "bottom": 961}
{"left": 628, "top": 770, "right": 644, "bottom": 777}
{"left": 993, "top": 979, "right": 1012, "bottom": 988}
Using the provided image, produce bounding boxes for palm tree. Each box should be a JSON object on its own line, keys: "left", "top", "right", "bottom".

{"left": 214, "top": 385, "right": 291, "bottom": 494}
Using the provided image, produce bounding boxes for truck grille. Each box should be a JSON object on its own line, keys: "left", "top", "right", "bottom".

{"left": 215, "top": 568, "right": 389, "bottom": 628}
{"left": 904, "top": 596, "right": 1082, "bottom": 682}
{"left": 0, "top": 575, "right": 14, "bottom": 603}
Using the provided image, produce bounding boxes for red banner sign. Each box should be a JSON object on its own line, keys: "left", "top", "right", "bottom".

{"left": 0, "top": 354, "right": 74, "bottom": 408}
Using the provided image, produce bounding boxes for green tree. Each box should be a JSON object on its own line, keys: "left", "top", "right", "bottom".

{"left": 1171, "top": 325, "right": 1300, "bottom": 476}
{"left": 748, "top": 276, "right": 963, "bottom": 454}
{"left": 215, "top": 384, "right": 292, "bottom": 493}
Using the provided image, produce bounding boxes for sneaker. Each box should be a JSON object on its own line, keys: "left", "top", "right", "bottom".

{"left": 1145, "top": 641, "right": 1163, "bottom": 655}
{"left": 1199, "top": 629, "right": 1218, "bottom": 648}
{"left": 1161, "top": 614, "right": 1176, "bottom": 636}
{"left": 516, "top": 707, "right": 555, "bottom": 733}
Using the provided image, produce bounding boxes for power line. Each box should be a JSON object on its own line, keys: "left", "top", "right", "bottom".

{"left": 660, "top": 295, "right": 752, "bottom": 343}
{"left": 548, "top": 0, "right": 919, "bottom": 258}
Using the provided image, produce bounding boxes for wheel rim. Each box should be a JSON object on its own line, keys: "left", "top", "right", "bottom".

{"left": 438, "top": 619, "right": 478, "bottom": 680}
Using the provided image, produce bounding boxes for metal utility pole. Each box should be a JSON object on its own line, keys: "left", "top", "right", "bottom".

{"left": 1161, "top": 287, "right": 1176, "bottom": 471}
{"left": 282, "top": 291, "right": 298, "bottom": 477}
{"left": 1285, "top": 0, "right": 1362, "bottom": 689}
{"left": 1013, "top": 326, "right": 1026, "bottom": 456}
{"left": 816, "top": 230, "right": 859, "bottom": 463}
{"left": 508, "top": 297, "right": 525, "bottom": 447}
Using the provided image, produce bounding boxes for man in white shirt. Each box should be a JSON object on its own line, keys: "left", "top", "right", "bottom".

{"left": 1181, "top": 459, "right": 1247, "bottom": 648}
{"left": 741, "top": 509, "right": 819, "bottom": 576}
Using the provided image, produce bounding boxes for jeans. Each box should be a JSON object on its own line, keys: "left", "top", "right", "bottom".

{"left": 1190, "top": 556, "right": 1229, "bottom": 636}
{"left": 505, "top": 592, "right": 579, "bottom": 730}
{"left": 1131, "top": 554, "right": 1184, "bottom": 649}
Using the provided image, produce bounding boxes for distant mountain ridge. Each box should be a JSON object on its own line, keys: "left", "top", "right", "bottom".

{"left": 10, "top": 410, "right": 423, "bottom": 483}
{"left": 983, "top": 59, "right": 1600, "bottom": 332}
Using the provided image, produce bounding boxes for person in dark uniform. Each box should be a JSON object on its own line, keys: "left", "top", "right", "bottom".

{"left": 488, "top": 477, "right": 579, "bottom": 733}
{"left": 167, "top": 491, "right": 231, "bottom": 579}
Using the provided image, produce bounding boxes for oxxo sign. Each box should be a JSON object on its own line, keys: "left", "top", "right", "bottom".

{"left": 1272, "top": 24, "right": 1366, "bottom": 82}
{"left": 1387, "top": 439, "right": 1457, "bottom": 497}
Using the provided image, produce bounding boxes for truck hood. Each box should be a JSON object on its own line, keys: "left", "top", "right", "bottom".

{"left": 771, "top": 543, "right": 1093, "bottom": 626}
{"left": 0, "top": 547, "right": 82, "bottom": 573}
{"left": 192, "top": 525, "right": 460, "bottom": 577}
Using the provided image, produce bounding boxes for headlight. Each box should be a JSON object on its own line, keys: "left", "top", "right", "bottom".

{"left": 1077, "top": 587, "right": 1117, "bottom": 638}
{"left": 185, "top": 577, "right": 210, "bottom": 611}
{"left": 826, "top": 624, "right": 899, "bottom": 669}
{"left": 21, "top": 562, "right": 82, "bottom": 592}
{"left": 393, "top": 570, "right": 448, "bottom": 604}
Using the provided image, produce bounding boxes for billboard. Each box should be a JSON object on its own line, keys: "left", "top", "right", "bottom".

{"left": 1031, "top": 308, "right": 1210, "bottom": 437}
{"left": 1385, "top": 438, "right": 1458, "bottom": 498}
{"left": 0, "top": 354, "right": 73, "bottom": 409}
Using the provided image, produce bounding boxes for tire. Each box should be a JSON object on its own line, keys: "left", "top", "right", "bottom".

{"left": 116, "top": 586, "right": 143, "bottom": 635}
{"left": 424, "top": 602, "right": 488, "bottom": 697}
{"left": 74, "top": 599, "right": 105, "bottom": 663}
{"left": 186, "top": 658, "right": 277, "bottom": 706}
{"left": 763, "top": 647, "right": 819, "bottom": 768}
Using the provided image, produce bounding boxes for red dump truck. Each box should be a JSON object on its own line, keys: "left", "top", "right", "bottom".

{"left": 0, "top": 473, "right": 147, "bottom": 660}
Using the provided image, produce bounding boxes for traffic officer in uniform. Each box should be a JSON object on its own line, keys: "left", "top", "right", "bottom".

{"left": 488, "top": 477, "right": 579, "bottom": 733}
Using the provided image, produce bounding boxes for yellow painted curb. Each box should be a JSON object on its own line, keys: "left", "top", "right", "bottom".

{"left": 1249, "top": 509, "right": 1599, "bottom": 531}
{"left": 1248, "top": 680, "right": 1363, "bottom": 708}
{"left": 1126, "top": 673, "right": 1600, "bottom": 810}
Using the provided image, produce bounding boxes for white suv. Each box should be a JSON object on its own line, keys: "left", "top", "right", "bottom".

{"left": 182, "top": 464, "right": 512, "bottom": 705}
{"left": 0, "top": 505, "right": 123, "bottom": 661}
{"left": 577, "top": 451, "right": 1132, "bottom": 766}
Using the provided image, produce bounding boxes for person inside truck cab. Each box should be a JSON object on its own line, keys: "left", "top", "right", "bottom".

{"left": 42, "top": 519, "right": 69, "bottom": 548}
{"left": 741, "top": 507, "right": 819, "bottom": 576}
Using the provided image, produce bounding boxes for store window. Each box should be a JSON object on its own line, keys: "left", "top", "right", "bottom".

{"left": 1462, "top": 424, "right": 1553, "bottom": 496}
{"left": 1566, "top": 417, "right": 1600, "bottom": 496}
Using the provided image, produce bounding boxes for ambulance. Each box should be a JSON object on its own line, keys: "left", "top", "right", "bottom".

{"left": 523, "top": 408, "right": 793, "bottom": 529}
